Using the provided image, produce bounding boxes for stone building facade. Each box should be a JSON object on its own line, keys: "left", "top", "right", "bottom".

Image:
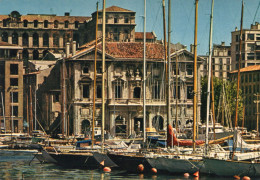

{"left": 0, "top": 42, "right": 23, "bottom": 133}
{"left": 230, "top": 65, "right": 260, "bottom": 130}
{"left": 201, "top": 42, "right": 231, "bottom": 80}
{"left": 53, "top": 42, "right": 203, "bottom": 137}
{"left": 0, "top": 10, "right": 90, "bottom": 60}
{"left": 231, "top": 22, "right": 260, "bottom": 71}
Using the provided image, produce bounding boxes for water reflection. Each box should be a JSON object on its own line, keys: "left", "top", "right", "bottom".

{"left": 0, "top": 150, "right": 232, "bottom": 180}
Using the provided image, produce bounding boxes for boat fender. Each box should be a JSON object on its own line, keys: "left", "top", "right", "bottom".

{"left": 103, "top": 167, "right": 111, "bottom": 173}
{"left": 184, "top": 173, "right": 189, "bottom": 177}
{"left": 233, "top": 175, "right": 240, "bottom": 179}
{"left": 151, "top": 168, "right": 157, "bottom": 174}
{"left": 137, "top": 164, "right": 144, "bottom": 173}
{"left": 242, "top": 176, "right": 250, "bottom": 180}
{"left": 193, "top": 171, "right": 199, "bottom": 177}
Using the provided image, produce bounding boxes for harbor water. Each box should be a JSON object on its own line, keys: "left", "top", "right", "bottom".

{"left": 0, "top": 150, "right": 255, "bottom": 180}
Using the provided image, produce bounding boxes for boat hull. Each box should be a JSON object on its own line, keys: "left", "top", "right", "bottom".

{"left": 204, "top": 158, "right": 260, "bottom": 177}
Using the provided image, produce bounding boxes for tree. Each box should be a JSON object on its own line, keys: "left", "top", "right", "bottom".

{"left": 201, "top": 76, "right": 243, "bottom": 128}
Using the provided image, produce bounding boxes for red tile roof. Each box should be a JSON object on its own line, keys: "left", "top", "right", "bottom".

{"left": 98, "top": 6, "right": 134, "bottom": 13}
{"left": 230, "top": 65, "right": 260, "bottom": 73}
{"left": 135, "top": 32, "right": 156, "bottom": 40}
{"left": 0, "top": 14, "right": 90, "bottom": 23}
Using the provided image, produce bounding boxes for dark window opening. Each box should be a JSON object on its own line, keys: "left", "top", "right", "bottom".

{"left": 115, "top": 85, "right": 122, "bottom": 98}
{"left": 22, "top": 33, "right": 28, "bottom": 46}
{"left": 75, "top": 21, "right": 79, "bottom": 28}
{"left": 43, "top": 33, "right": 49, "bottom": 47}
{"left": 187, "top": 86, "right": 193, "bottom": 99}
{"left": 186, "top": 65, "right": 193, "bottom": 75}
{"left": 97, "top": 85, "right": 102, "bottom": 98}
{"left": 124, "top": 17, "right": 129, "bottom": 23}
{"left": 12, "top": 32, "right": 18, "bottom": 44}
{"left": 54, "top": 20, "right": 59, "bottom": 28}
{"left": 44, "top": 20, "right": 48, "bottom": 28}
{"left": 22, "top": 50, "right": 29, "bottom": 60}
{"left": 83, "top": 66, "right": 89, "bottom": 74}
{"left": 53, "top": 33, "right": 59, "bottom": 47}
{"left": 53, "top": 93, "right": 59, "bottom": 102}
{"left": 10, "top": 64, "right": 18, "bottom": 75}
{"left": 3, "top": 19, "right": 7, "bottom": 27}
{"left": 83, "top": 84, "right": 89, "bottom": 98}
{"left": 153, "top": 84, "right": 161, "bottom": 99}
{"left": 33, "top": 33, "right": 39, "bottom": 47}
{"left": 23, "top": 20, "right": 28, "bottom": 27}
{"left": 2, "top": 32, "right": 8, "bottom": 42}
{"left": 10, "top": 92, "right": 18, "bottom": 103}
{"left": 152, "top": 115, "right": 164, "bottom": 131}
{"left": 10, "top": 78, "right": 18, "bottom": 86}
{"left": 34, "top": 20, "right": 38, "bottom": 28}
{"left": 65, "top": 21, "right": 69, "bottom": 28}
{"left": 133, "top": 87, "right": 141, "bottom": 98}
{"left": 33, "top": 50, "right": 39, "bottom": 60}
{"left": 114, "top": 17, "right": 118, "bottom": 23}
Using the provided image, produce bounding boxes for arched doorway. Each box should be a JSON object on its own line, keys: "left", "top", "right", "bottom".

{"left": 81, "top": 119, "right": 90, "bottom": 134}
{"left": 22, "top": 50, "right": 29, "bottom": 60}
{"left": 115, "top": 115, "right": 126, "bottom": 137}
{"left": 134, "top": 117, "right": 143, "bottom": 136}
{"left": 152, "top": 115, "right": 164, "bottom": 131}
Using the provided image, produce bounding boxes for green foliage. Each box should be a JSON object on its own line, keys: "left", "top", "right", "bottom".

{"left": 200, "top": 76, "right": 243, "bottom": 127}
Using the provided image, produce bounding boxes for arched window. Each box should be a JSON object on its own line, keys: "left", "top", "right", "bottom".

{"left": 33, "top": 20, "right": 38, "bottom": 28}
{"left": 53, "top": 33, "right": 59, "bottom": 47}
{"left": 63, "top": 33, "right": 70, "bottom": 46}
{"left": 22, "top": 50, "right": 29, "bottom": 60}
{"left": 33, "top": 33, "right": 39, "bottom": 46}
{"left": 2, "top": 32, "right": 8, "bottom": 42}
{"left": 23, "top": 20, "right": 28, "bottom": 27}
{"left": 133, "top": 87, "right": 141, "bottom": 98}
{"left": 42, "top": 50, "right": 49, "bottom": 58}
{"left": 54, "top": 20, "right": 59, "bottom": 28}
{"left": 64, "top": 21, "right": 69, "bottom": 28}
{"left": 12, "top": 32, "right": 18, "bottom": 44}
{"left": 81, "top": 119, "right": 90, "bottom": 134}
{"left": 152, "top": 115, "right": 164, "bottom": 131}
{"left": 43, "top": 33, "right": 49, "bottom": 47}
{"left": 75, "top": 21, "right": 79, "bottom": 28}
{"left": 33, "top": 50, "right": 39, "bottom": 60}
{"left": 44, "top": 20, "right": 48, "bottom": 28}
{"left": 22, "top": 33, "right": 28, "bottom": 46}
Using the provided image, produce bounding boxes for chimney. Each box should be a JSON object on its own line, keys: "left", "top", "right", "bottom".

{"left": 66, "top": 42, "right": 70, "bottom": 58}
{"left": 72, "top": 41, "right": 76, "bottom": 55}
{"left": 221, "top": 42, "right": 225, "bottom": 46}
{"left": 190, "top": 44, "right": 194, "bottom": 54}
{"left": 65, "top": 12, "right": 70, "bottom": 16}
{"left": 235, "top": 27, "right": 238, "bottom": 31}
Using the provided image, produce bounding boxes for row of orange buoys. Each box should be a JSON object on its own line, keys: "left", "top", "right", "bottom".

{"left": 234, "top": 175, "right": 251, "bottom": 180}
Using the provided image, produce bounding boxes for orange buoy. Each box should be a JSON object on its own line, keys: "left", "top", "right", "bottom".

{"left": 137, "top": 164, "right": 144, "bottom": 173}
{"left": 151, "top": 168, "right": 157, "bottom": 174}
{"left": 184, "top": 173, "right": 190, "bottom": 177}
{"left": 234, "top": 175, "right": 240, "bottom": 179}
{"left": 242, "top": 176, "right": 250, "bottom": 180}
{"left": 193, "top": 171, "right": 199, "bottom": 177}
{"left": 103, "top": 167, "right": 111, "bottom": 172}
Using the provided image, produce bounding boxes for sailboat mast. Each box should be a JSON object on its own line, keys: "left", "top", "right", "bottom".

{"left": 101, "top": 0, "right": 106, "bottom": 152}
{"left": 62, "top": 53, "right": 66, "bottom": 137}
{"left": 205, "top": 0, "right": 214, "bottom": 154}
{"left": 235, "top": 0, "right": 244, "bottom": 128}
{"left": 193, "top": 0, "right": 199, "bottom": 152}
{"left": 1, "top": 92, "right": 5, "bottom": 134}
{"left": 92, "top": 2, "right": 98, "bottom": 148}
{"left": 167, "top": 0, "right": 171, "bottom": 128}
{"left": 143, "top": 0, "right": 147, "bottom": 143}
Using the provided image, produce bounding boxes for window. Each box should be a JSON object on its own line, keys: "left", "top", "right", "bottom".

{"left": 236, "top": 35, "right": 239, "bottom": 42}
{"left": 33, "top": 50, "right": 39, "bottom": 60}
{"left": 83, "top": 84, "right": 89, "bottom": 98}
{"left": 186, "top": 65, "right": 193, "bottom": 75}
{"left": 83, "top": 66, "right": 89, "bottom": 74}
{"left": 124, "top": 17, "right": 129, "bottom": 23}
{"left": 53, "top": 93, "right": 59, "bottom": 102}
{"left": 97, "top": 85, "right": 102, "bottom": 98}
{"left": 64, "top": 21, "right": 69, "bottom": 28}
{"left": 153, "top": 83, "right": 160, "bottom": 99}
{"left": 257, "top": 34, "right": 260, "bottom": 41}
{"left": 114, "top": 17, "right": 118, "bottom": 23}
{"left": 2, "top": 32, "right": 8, "bottom": 42}
{"left": 10, "top": 92, "right": 18, "bottom": 103}
{"left": 249, "top": 85, "right": 252, "bottom": 93}
{"left": 10, "top": 78, "right": 18, "bottom": 86}
{"left": 173, "top": 86, "right": 180, "bottom": 99}
{"left": 33, "top": 33, "right": 39, "bottom": 47}
{"left": 10, "top": 64, "right": 18, "bottom": 75}
{"left": 241, "top": 75, "right": 244, "bottom": 83}
{"left": 227, "top": 58, "right": 230, "bottom": 64}
{"left": 22, "top": 33, "right": 28, "bottom": 46}
{"left": 12, "top": 32, "right": 18, "bottom": 44}
{"left": 247, "top": 44, "right": 255, "bottom": 52}
{"left": 115, "top": 85, "right": 122, "bottom": 98}
{"left": 43, "top": 33, "right": 49, "bottom": 47}
{"left": 23, "top": 20, "right": 28, "bottom": 27}
{"left": 63, "top": 33, "right": 70, "bottom": 46}
{"left": 249, "top": 74, "right": 252, "bottom": 82}
{"left": 54, "top": 20, "right": 59, "bottom": 28}
{"left": 187, "top": 86, "right": 193, "bottom": 99}
{"left": 3, "top": 19, "right": 7, "bottom": 27}
{"left": 219, "top": 58, "right": 223, "bottom": 65}
{"left": 133, "top": 87, "right": 141, "bottom": 98}
{"left": 13, "top": 106, "right": 18, "bottom": 117}
{"left": 44, "top": 20, "right": 48, "bottom": 28}
{"left": 34, "top": 20, "right": 38, "bottom": 28}
{"left": 248, "top": 34, "right": 254, "bottom": 40}
{"left": 53, "top": 33, "right": 59, "bottom": 47}
{"left": 75, "top": 21, "right": 79, "bottom": 28}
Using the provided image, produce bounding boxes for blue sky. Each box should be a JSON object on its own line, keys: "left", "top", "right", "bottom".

{"left": 0, "top": 0, "right": 259, "bottom": 55}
